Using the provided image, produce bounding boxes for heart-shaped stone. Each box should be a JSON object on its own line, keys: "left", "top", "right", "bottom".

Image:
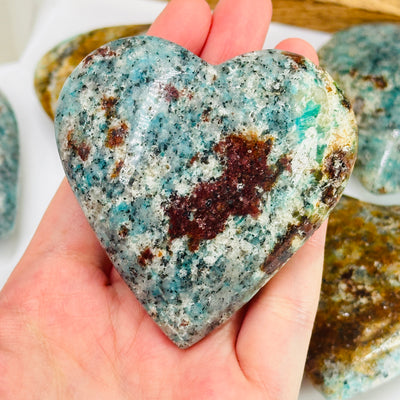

{"left": 0, "top": 91, "right": 19, "bottom": 239}
{"left": 55, "top": 36, "right": 357, "bottom": 348}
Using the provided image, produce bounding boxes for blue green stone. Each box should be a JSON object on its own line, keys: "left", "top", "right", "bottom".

{"left": 319, "top": 23, "right": 400, "bottom": 194}
{"left": 307, "top": 195, "right": 400, "bottom": 399}
{"left": 55, "top": 35, "right": 357, "bottom": 348}
{"left": 0, "top": 91, "right": 19, "bottom": 239}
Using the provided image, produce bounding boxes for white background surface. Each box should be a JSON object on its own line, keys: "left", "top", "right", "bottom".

{"left": 1, "top": 1, "right": 400, "bottom": 398}
{"left": 0, "top": 0, "right": 45, "bottom": 63}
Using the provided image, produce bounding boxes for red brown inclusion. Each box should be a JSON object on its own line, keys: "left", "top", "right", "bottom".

{"left": 101, "top": 96, "right": 118, "bottom": 119}
{"left": 111, "top": 160, "right": 124, "bottom": 178}
{"left": 166, "top": 133, "right": 288, "bottom": 251}
{"left": 162, "top": 83, "right": 180, "bottom": 102}
{"left": 138, "top": 247, "right": 154, "bottom": 267}
{"left": 105, "top": 122, "right": 129, "bottom": 148}
{"left": 83, "top": 47, "right": 117, "bottom": 66}
{"left": 67, "top": 130, "right": 91, "bottom": 161}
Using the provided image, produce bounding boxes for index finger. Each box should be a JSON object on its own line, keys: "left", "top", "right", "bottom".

{"left": 148, "top": 0, "right": 211, "bottom": 55}
{"left": 201, "top": 0, "right": 272, "bottom": 64}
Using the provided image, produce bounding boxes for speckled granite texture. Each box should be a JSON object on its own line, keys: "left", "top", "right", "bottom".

{"left": 307, "top": 196, "right": 400, "bottom": 399}
{"left": 55, "top": 35, "right": 357, "bottom": 348}
{"left": 319, "top": 23, "right": 400, "bottom": 194}
{"left": 34, "top": 24, "right": 150, "bottom": 119}
{"left": 0, "top": 91, "right": 19, "bottom": 238}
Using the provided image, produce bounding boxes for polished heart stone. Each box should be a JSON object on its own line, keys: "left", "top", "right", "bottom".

{"left": 0, "top": 91, "right": 19, "bottom": 238}
{"left": 55, "top": 35, "right": 357, "bottom": 348}
{"left": 34, "top": 24, "right": 150, "bottom": 119}
{"left": 319, "top": 23, "right": 400, "bottom": 194}
{"left": 306, "top": 195, "right": 400, "bottom": 399}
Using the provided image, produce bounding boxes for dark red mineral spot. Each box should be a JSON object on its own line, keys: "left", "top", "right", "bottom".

{"left": 118, "top": 224, "right": 129, "bottom": 238}
{"left": 105, "top": 122, "right": 129, "bottom": 148}
{"left": 281, "top": 51, "right": 307, "bottom": 70}
{"left": 261, "top": 217, "right": 317, "bottom": 274}
{"left": 362, "top": 74, "right": 388, "bottom": 89}
{"left": 321, "top": 148, "right": 356, "bottom": 207}
{"left": 138, "top": 247, "right": 154, "bottom": 267}
{"left": 95, "top": 46, "right": 117, "bottom": 58}
{"left": 189, "top": 154, "right": 199, "bottom": 165}
{"left": 162, "top": 83, "right": 180, "bottom": 102}
{"left": 341, "top": 97, "right": 352, "bottom": 110}
{"left": 165, "top": 133, "right": 290, "bottom": 251}
{"left": 101, "top": 96, "right": 118, "bottom": 119}
{"left": 83, "top": 47, "right": 116, "bottom": 66}
{"left": 67, "top": 130, "right": 91, "bottom": 161}
{"left": 101, "top": 95, "right": 129, "bottom": 148}
{"left": 111, "top": 160, "right": 124, "bottom": 178}
{"left": 83, "top": 54, "right": 94, "bottom": 66}
{"left": 201, "top": 107, "right": 212, "bottom": 122}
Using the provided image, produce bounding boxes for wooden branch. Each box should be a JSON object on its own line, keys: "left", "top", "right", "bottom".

{"left": 318, "top": 0, "right": 400, "bottom": 17}
{"left": 162, "top": 0, "right": 400, "bottom": 32}
{"left": 272, "top": 0, "right": 400, "bottom": 32}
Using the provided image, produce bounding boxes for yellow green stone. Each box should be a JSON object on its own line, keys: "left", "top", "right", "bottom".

{"left": 307, "top": 195, "right": 400, "bottom": 399}
{"left": 34, "top": 24, "right": 150, "bottom": 119}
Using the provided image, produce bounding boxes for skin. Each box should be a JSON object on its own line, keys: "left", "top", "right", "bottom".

{"left": 0, "top": 0, "right": 326, "bottom": 399}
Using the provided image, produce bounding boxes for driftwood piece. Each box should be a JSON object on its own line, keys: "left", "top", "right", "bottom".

{"left": 272, "top": 0, "right": 400, "bottom": 32}
{"left": 163, "top": 0, "right": 400, "bottom": 32}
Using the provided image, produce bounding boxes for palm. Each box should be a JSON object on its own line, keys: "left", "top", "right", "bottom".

{"left": 3, "top": 251, "right": 257, "bottom": 398}
{"left": 0, "top": 1, "right": 325, "bottom": 399}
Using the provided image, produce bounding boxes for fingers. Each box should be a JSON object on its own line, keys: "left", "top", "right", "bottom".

{"left": 275, "top": 38, "right": 320, "bottom": 65}
{"left": 200, "top": 0, "right": 272, "bottom": 64}
{"left": 147, "top": 0, "right": 212, "bottom": 55}
{"left": 237, "top": 219, "right": 326, "bottom": 398}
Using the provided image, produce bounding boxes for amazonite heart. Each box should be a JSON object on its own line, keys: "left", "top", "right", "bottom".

{"left": 55, "top": 36, "right": 357, "bottom": 348}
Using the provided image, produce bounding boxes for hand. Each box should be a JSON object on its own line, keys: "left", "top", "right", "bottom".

{"left": 0, "top": 0, "right": 326, "bottom": 398}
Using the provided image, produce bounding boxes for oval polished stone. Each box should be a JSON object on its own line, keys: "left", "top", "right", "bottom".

{"left": 34, "top": 24, "right": 150, "bottom": 119}
{"left": 319, "top": 23, "right": 400, "bottom": 194}
{"left": 0, "top": 91, "right": 19, "bottom": 238}
{"left": 55, "top": 36, "right": 357, "bottom": 348}
{"left": 306, "top": 195, "right": 400, "bottom": 399}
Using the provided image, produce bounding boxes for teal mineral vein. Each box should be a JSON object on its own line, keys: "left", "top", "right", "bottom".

{"left": 319, "top": 23, "right": 400, "bottom": 194}
{"left": 0, "top": 91, "right": 19, "bottom": 239}
{"left": 55, "top": 35, "right": 357, "bottom": 348}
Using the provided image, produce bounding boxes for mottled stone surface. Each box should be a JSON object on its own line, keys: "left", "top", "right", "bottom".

{"left": 0, "top": 91, "right": 19, "bottom": 238}
{"left": 306, "top": 196, "right": 400, "bottom": 399}
{"left": 34, "top": 24, "right": 150, "bottom": 119}
{"left": 55, "top": 35, "right": 357, "bottom": 348}
{"left": 319, "top": 23, "right": 400, "bottom": 194}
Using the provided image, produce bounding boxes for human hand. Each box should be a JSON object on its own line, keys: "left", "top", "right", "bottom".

{"left": 0, "top": 0, "right": 326, "bottom": 398}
